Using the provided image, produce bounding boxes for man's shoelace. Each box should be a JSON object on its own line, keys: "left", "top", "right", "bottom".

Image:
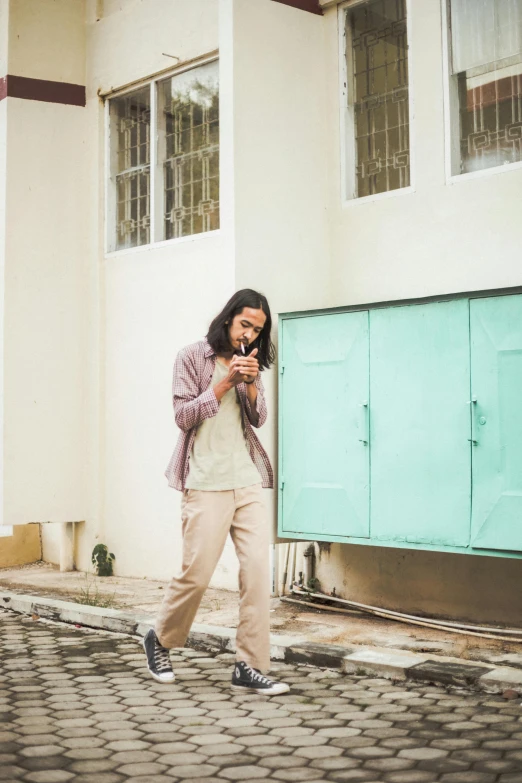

{"left": 154, "top": 642, "right": 172, "bottom": 673}
{"left": 243, "top": 664, "right": 273, "bottom": 686}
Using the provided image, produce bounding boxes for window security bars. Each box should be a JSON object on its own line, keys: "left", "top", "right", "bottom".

{"left": 346, "top": 0, "right": 410, "bottom": 198}
{"left": 162, "top": 64, "right": 219, "bottom": 240}
{"left": 111, "top": 88, "right": 151, "bottom": 250}
{"left": 107, "top": 60, "right": 219, "bottom": 253}
{"left": 449, "top": 0, "right": 522, "bottom": 174}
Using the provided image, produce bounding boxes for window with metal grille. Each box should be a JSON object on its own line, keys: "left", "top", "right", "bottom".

{"left": 343, "top": 0, "right": 410, "bottom": 199}
{"left": 160, "top": 62, "right": 219, "bottom": 240}
{"left": 448, "top": 0, "right": 522, "bottom": 175}
{"left": 106, "top": 59, "right": 219, "bottom": 253}
{"left": 109, "top": 88, "right": 151, "bottom": 251}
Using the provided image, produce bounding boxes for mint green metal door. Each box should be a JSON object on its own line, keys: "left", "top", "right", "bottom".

{"left": 280, "top": 312, "right": 370, "bottom": 538}
{"left": 370, "top": 300, "right": 471, "bottom": 546}
{"left": 470, "top": 294, "right": 522, "bottom": 552}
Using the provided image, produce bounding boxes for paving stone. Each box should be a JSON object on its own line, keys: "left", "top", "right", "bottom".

{"left": 110, "top": 750, "right": 159, "bottom": 763}
{"left": 64, "top": 748, "right": 111, "bottom": 760}
{"left": 350, "top": 745, "right": 397, "bottom": 759}
{"left": 218, "top": 765, "right": 268, "bottom": 779}
{"left": 327, "top": 771, "right": 381, "bottom": 782}
{"left": 0, "top": 766, "right": 25, "bottom": 780}
{"left": 198, "top": 742, "right": 245, "bottom": 756}
{"left": 310, "top": 756, "right": 353, "bottom": 770}
{"left": 294, "top": 744, "right": 344, "bottom": 759}
{"left": 68, "top": 776, "right": 124, "bottom": 783}
{"left": 104, "top": 739, "right": 151, "bottom": 751}
{"left": 20, "top": 745, "right": 65, "bottom": 758}
{"left": 168, "top": 763, "right": 218, "bottom": 777}
{"left": 191, "top": 733, "right": 236, "bottom": 745}
{"left": 399, "top": 747, "right": 449, "bottom": 760}
{"left": 258, "top": 754, "right": 304, "bottom": 769}
{"left": 366, "top": 757, "right": 415, "bottom": 771}
{"left": 116, "top": 762, "right": 168, "bottom": 776}
{"left": 384, "top": 773, "right": 437, "bottom": 783}
{"left": 152, "top": 741, "right": 196, "bottom": 753}
{"left": 269, "top": 725, "right": 313, "bottom": 737}
{"left": 159, "top": 751, "right": 208, "bottom": 765}
{"left": 68, "top": 759, "right": 121, "bottom": 773}
{"left": 23, "top": 773, "right": 75, "bottom": 783}
{"left": 215, "top": 717, "right": 257, "bottom": 728}
{"left": 271, "top": 768, "right": 324, "bottom": 781}
{"left": 438, "top": 774, "right": 497, "bottom": 782}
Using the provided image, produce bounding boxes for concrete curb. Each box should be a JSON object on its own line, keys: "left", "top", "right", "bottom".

{"left": 2, "top": 589, "right": 521, "bottom": 695}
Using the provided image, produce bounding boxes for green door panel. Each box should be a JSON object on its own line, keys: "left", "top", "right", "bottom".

{"left": 470, "top": 295, "right": 522, "bottom": 552}
{"left": 370, "top": 300, "right": 471, "bottom": 547}
{"left": 280, "top": 312, "right": 370, "bottom": 538}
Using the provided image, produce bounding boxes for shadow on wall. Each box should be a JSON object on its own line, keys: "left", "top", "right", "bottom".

{"left": 316, "top": 543, "right": 522, "bottom": 627}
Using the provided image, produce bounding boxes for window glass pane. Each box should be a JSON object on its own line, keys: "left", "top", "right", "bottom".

{"left": 347, "top": 0, "right": 410, "bottom": 198}
{"left": 449, "top": 0, "right": 522, "bottom": 174}
{"left": 160, "top": 61, "right": 219, "bottom": 240}
{"left": 110, "top": 87, "right": 151, "bottom": 250}
{"left": 451, "top": 0, "right": 522, "bottom": 73}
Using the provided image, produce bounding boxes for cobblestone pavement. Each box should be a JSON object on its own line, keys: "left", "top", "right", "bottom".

{"left": 1, "top": 610, "right": 522, "bottom": 783}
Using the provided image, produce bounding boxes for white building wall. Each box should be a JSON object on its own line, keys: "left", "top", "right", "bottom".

{"left": 323, "top": 0, "right": 522, "bottom": 307}
{"left": 231, "top": 0, "right": 330, "bottom": 544}
{"left": 83, "top": 0, "right": 239, "bottom": 585}
{"left": 2, "top": 0, "right": 89, "bottom": 556}
{"left": 0, "top": 1, "right": 7, "bottom": 531}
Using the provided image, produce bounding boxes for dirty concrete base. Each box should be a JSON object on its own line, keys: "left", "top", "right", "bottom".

{"left": 1, "top": 563, "right": 522, "bottom": 695}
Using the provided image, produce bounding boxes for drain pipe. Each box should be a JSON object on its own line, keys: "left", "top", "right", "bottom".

{"left": 284, "top": 587, "right": 522, "bottom": 643}
{"left": 303, "top": 544, "right": 315, "bottom": 587}
{"left": 280, "top": 543, "right": 291, "bottom": 596}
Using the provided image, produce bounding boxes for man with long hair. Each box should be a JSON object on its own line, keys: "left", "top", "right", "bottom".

{"left": 143, "top": 290, "right": 290, "bottom": 695}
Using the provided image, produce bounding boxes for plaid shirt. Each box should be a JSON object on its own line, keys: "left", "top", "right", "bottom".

{"left": 165, "top": 339, "right": 274, "bottom": 491}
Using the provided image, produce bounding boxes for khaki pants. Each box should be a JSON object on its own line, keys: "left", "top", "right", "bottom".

{"left": 155, "top": 483, "right": 270, "bottom": 673}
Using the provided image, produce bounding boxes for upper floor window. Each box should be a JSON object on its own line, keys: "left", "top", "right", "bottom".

{"left": 448, "top": 0, "right": 522, "bottom": 175}
{"left": 107, "top": 60, "right": 219, "bottom": 253}
{"left": 342, "top": 0, "right": 411, "bottom": 199}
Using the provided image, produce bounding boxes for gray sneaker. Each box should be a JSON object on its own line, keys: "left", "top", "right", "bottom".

{"left": 143, "top": 629, "right": 175, "bottom": 683}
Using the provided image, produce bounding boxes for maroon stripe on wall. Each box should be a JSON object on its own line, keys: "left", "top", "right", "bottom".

{"left": 0, "top": 75, "right": 86, "bottom": 106}
{"left": 271, "top": 0, "right": 323, "bottom": 15}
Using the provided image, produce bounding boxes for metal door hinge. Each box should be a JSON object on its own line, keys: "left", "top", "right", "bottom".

{"left": 280, "top": 364, "right": 285, "bottom": 375}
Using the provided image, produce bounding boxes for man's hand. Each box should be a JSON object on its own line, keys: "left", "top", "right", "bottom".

{"left": 214, "top": 348, "right": 260, "bottom": 402}
{"left": 232, "top": 347, "right": 259, "bottom": 384}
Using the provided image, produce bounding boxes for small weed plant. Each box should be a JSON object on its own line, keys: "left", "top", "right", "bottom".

{"left": 92, "top": 544, "right": 115, "bottom": 576}
{"left": 74, "top": 573, "right": 116, "bottom": 608}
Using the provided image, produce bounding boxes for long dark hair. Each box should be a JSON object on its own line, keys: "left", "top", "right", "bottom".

{"left": 206, "top": 289, "right": 276, "bottom": 370}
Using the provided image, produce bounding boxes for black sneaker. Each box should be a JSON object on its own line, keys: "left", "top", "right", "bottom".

{"left": 231, "top": 661, "right": 290, "bottom": 695}
{"left": 142, "top": 628, "right": 175, "bottom": 683}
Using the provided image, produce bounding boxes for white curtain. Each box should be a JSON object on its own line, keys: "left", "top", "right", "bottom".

{"left": 451, "top": 0, "right": 522, "bottom": 73}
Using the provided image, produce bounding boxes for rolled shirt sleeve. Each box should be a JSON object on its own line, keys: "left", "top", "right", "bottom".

{"left": 244, "top": 373, "right": 267, "bottom": 428}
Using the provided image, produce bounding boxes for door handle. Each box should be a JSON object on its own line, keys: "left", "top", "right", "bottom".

{"left": 468, "top": 395, "right": 478, "bottom": 445}
{"left": 359, "top": 401, "right": 369, "bottom": 445}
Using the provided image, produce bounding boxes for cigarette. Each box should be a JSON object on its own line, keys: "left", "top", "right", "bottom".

{"left": 241, "top": 343, "right": 245, "bottom": 355}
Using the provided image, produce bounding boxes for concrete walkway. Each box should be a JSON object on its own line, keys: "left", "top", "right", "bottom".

{"left": 1, "top": 563, "right": 522, "bottom": 694}
{"left": 2, "top": 608, "right": 522, "bottom": 783}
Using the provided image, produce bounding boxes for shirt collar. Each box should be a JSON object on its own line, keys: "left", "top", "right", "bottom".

{"left": 203, "top": 339, "right": 215, "bottom": 358}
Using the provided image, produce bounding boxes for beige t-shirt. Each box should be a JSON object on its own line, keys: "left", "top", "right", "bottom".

{"left": 185, "top": 360, "right": 262, "bottom": 491}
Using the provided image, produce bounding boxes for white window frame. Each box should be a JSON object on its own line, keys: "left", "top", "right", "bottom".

{"left": 338, "top": 0, "right": 415, "bottom": 206}
{"left": 104, "top": 54, "right": 220, "bottom": 258}
{"left": 441, "top": 0, "right": 522, "bottom": 185}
